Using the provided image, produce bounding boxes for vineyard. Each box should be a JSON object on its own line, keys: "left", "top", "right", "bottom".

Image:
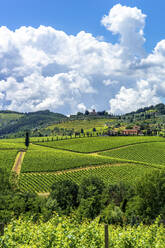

{"left": 0, "top": 136, "right": 165, "bottom": 193}
{"left": 0, "top": 150, "right": 18, "bottom": 171}
{"left": 100, "top": 142, "right": 165, "bottom": 167}
{"left": 46, "top": 117, "right": 112, "bottom": 130}
{"left": 21, "top": 145, "right": 119, "bottom": 173}
{"left": 20, "top": 163, "right": 157, "bottom": 193}
{"left": 0, "top": 141, "right": 25, "bottom": 149}
{"left": 1, "top": 215, "right": 165, "bottom": 247}
{"left": 36, "top": 136, "right": 165, "bottom": 153}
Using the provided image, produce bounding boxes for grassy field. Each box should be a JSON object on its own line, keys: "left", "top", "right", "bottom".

{"left": 36, "top": 136, "right": 165, "bottom": 153}
{"left": 20, "top": 163, "right": 157, "bottom": 192}
{"left": 100, "top": 142, "right": 165, "bottom": 167}
{"left": 0, "top": 150, "right": 18, "bottom": 171}
{"left": 21, "top": 145, "right": 120, "bottom": 173}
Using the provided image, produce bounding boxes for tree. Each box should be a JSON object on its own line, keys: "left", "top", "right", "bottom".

{"left": 126, "top": 170, "right": 165, "bottom": 223}
{"left": 81, "top": 128, "right": 84, "bottom": 134}
{"left": 85, "top": 110, "right": 89, "bottom": 115}
{"left": 77, "top": 176, "right": 105, "bottom": 219}
{"left": 78, "top": 176, "right": 105, "bottom": 200}
{"left": 25, "top": 132, "right": 30, "bottom": 148}
{"left": 50, "top": 180, "right": 79, "bottom": 213}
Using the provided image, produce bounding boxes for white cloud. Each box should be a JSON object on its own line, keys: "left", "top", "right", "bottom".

{"left": 77, "top": 103, "right": 86, "bottom": 112}
{"left": 0, "top": 4, "right": 165, "bottom": 114}
{"left": 101, "top": 4, "right": 146, "bottom": 57}
{"left": 110, "top": 80, "right": 160, "bottom": 114}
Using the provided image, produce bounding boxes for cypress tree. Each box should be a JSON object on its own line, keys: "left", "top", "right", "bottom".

{"left": 25, "top": 132, "right": 30, "bottom": 148}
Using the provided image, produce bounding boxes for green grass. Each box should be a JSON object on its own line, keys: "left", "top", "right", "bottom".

{"left": 36, "top": 136, "right": 165, "bottom": 153}
{"left": 100, "top": 142, "right": 165, "bottom": 167}
{"left": 0, "top": 150, "right": 18, "bottom": 171}
{"left": 21, "top": 145, "right": 119, "bottom": 173}
{"left": 20, "top": 163, "right": 157, "bottom": 192}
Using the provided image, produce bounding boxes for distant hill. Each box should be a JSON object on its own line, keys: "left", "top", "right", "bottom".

{"left": 0, "top": 110, "right": 67, "bottom": 137}
{"left": 125, "top": 103, "right": 165, "bottom": 115}
{"left": 1, "top": 103, "right": 165, "bottom": 138}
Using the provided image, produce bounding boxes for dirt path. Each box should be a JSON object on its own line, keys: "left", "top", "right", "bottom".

{"left": 38, "top": 192, "right": 50, "bottom": 197}
{"left": 12, "top": 151, "right": 26, "bottom": 175}
{"left": 25, "top": 162, "right": 125, "bottom": 176}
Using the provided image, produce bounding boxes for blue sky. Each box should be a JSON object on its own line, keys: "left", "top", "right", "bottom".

{"left": 0, "top": 0, "right": 165, "bottom": 114}
{"left": 1, "top": 0, "right": 164, "bottom": 52}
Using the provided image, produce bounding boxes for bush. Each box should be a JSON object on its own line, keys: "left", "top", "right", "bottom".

{"left": 100, "top": 203, "right": 124, "bottom": 224}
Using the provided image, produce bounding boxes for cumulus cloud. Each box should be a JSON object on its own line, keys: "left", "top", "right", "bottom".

{"left": 0, "top": 4, "right": 165, "bottom": 114}
{"left": 110, "top": 80, "right": 160, "bottom": 114}
{"left": 101, "top": 4, "right": 146, "bottom": 57}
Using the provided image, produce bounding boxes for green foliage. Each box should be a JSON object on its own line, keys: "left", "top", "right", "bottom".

{"left": 1, "top": 215, "right": 165, "bottom": 247}
{"left": 105, "top": 182, "right": 133, "bottom": 207}
{"left": 77, "top": 196, "right": 102, "bottom": 219}
{"left": 50, "top": 180, "right": 79, "bottom": 213}
{"left": 126, "top": 170, "right": 165, "bottom": 223}
{"left": 78, "top": 176, "right": 105, "bottom": 199}
{"left": 100, "top": 203, "right": 124, "bottom": 224}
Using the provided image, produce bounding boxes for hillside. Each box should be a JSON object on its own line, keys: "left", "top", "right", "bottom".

{"left": 0, "top": 110, "right": 67, "bottom": 137}
{"left": 1, "top": 103, "right": 165, "bottom": 138}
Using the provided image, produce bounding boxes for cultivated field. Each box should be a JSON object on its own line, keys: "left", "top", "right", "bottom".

{"left": 21, "top": 145, "right": 119, "bottom": 173}
{"left": 36, "top": 136, "right": 165, "bottom": 153}
{"left": 0, "top": 150, "right": 18, "bottom": 171}
{"left": 0, "top": 140, "right": 25, "bottom": 149}
{"left": 20, "top": 163, "right": 157, "bottom": 193}
{"left": 0, "top": 135, "right": 165, "bottom": 193}
{"left": 100, "top": 142, "right": 165, "bottom": 167}
{"left": 46, "top": 118, "right": 114, "bottom": 132}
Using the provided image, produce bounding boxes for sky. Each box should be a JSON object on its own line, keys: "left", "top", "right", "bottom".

{"left": 0, "top": 0, "right": 165, "bottom": 114}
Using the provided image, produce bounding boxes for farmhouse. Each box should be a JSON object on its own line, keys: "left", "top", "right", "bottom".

{"left": 122, "top": 126, "right": 140, "bottom": 135}
{"left": 122, "top": 129, "right": 138, "bottom": 135}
